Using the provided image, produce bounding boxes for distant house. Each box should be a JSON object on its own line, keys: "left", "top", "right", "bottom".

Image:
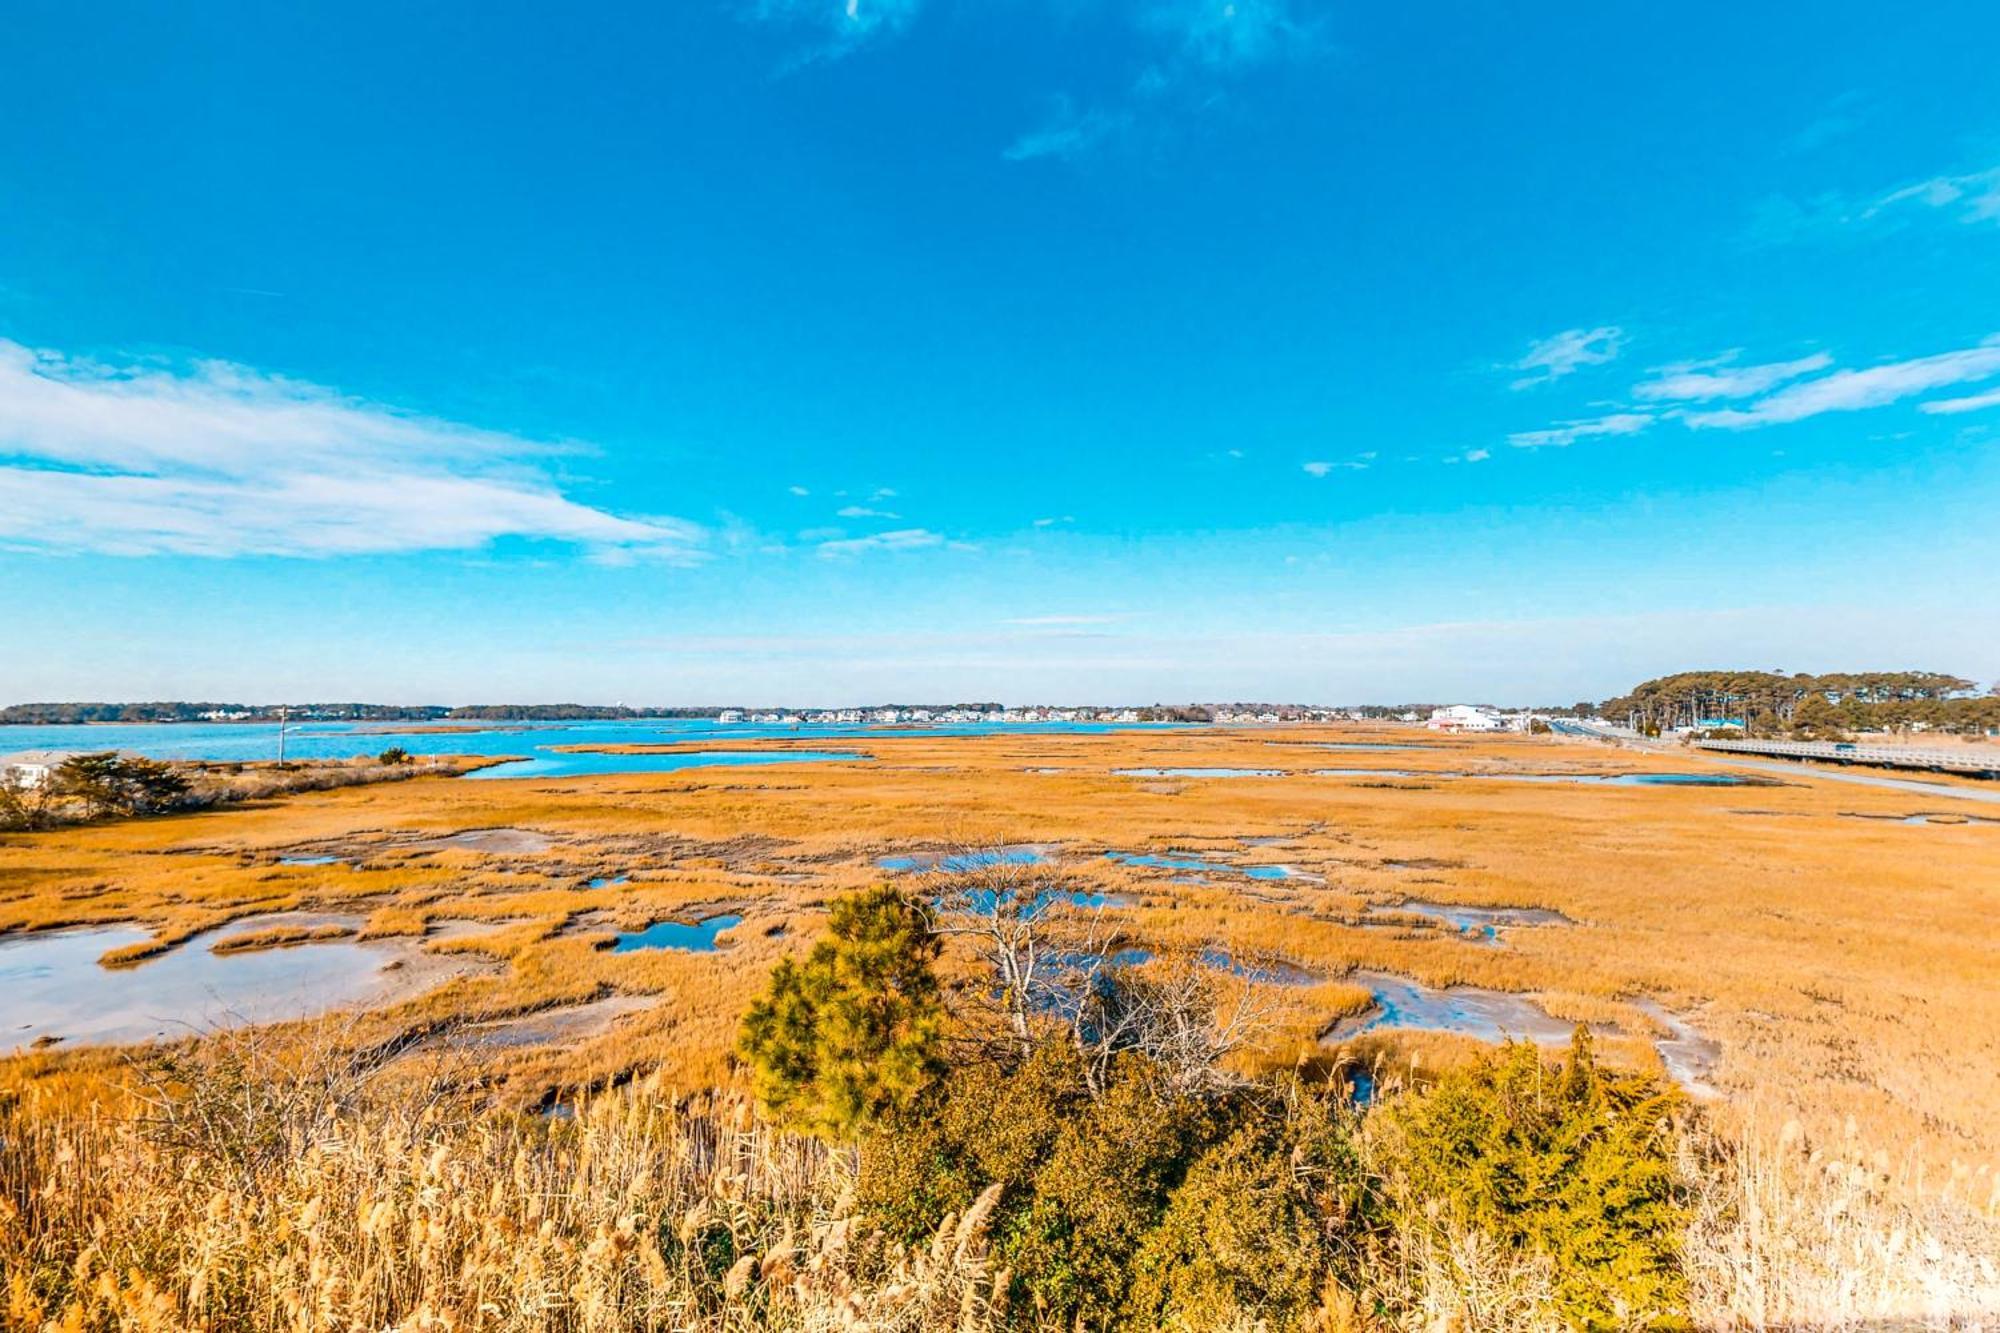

{"left": 1427, "top": 705, "right": 1506, "bottom": 733}
{"left": 0, "top": 750, "right": 82, "bottom": 788}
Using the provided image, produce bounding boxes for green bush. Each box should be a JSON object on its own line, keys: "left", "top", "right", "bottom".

{"left": 1125, "top": 1079, "right": 1371, "bottom": 1331}
{"left": 1372, "top": 1029, "right": 1690, "bottom": 1330}
{"left": 860, "top": 1048, "right": 1371, "bottom": 1330}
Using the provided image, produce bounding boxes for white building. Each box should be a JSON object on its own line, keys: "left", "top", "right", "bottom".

{"left": 0, "top": 750, "right": 82, "bottom": 788}
{"left": 1427, "top": 705, "right": 1506, "bottom": 733}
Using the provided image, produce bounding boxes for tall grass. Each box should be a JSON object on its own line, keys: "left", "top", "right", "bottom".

{"left": 1682, "top": 1115, "right": 2000, "bottom": 1329}
{"left": 1, "top": 1040, "right": 1006, "bottom": 1330}
{"left": 6, "top": 1033, "right": 1997, "bottom": 1330}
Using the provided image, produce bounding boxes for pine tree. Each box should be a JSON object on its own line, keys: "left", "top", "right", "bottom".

{"left": 736, "top": 884, "right": 945, "bottom": 1138}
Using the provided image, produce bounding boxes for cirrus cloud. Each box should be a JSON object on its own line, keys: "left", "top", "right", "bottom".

{"left": 1681, "top": 337, "right": 2000, "bottom": 429}
{"left": 0, "top": 340, "right": 703, "bottom": 561}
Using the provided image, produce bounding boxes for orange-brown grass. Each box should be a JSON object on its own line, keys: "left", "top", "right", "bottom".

{"left": 3, "top": 724, "right": 1997, "bottom": 1174}
{"left": 207, "top": 922, "right": 357, "bottom": 954}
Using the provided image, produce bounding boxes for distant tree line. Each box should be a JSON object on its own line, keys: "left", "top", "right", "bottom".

{"left": 0, "top": 702, "right": 455, "bottom": 725}
{"left": 1597, "top": 670, "right": 1998, "bottom": 738}
{"left": 0, "top": 751, "right": 453, "bottom": 833}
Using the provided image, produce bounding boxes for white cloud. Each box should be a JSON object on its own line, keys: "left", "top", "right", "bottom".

{"left": 1510, "top": 326, "right": 1624, "bottom": 389}
{"left": 1463, "top": 448, "right": 1491, "bottom": 463}
{"left": 1682, "top": 337, "right": 2000, "bottom": 429}
{"left": 1004, "top": 100, "right": 1132, "bottom": 163}
{"left": 1920, "top": 385, "right": 2000, "bottom": 416}
{"left": 1633, "top": 351, "right": 1833, "bottom": 402}
{"left": 815, "top": 527, "right": 947, "bottom": 557}
{"left": 1302, "top": 458, "right": 1368, "bottom": 477}
{"left": 1149, "top": 0, "right": 1319, "bottom": 71}
{"left": 788, "top": 484, "right": 810, "bottom": 496}
{"left": 0, "top": 340, "right": 701, "bottom": 560}
{"left": 836, "top": 504, "right": 900, "bottom": 519}
{"left": 1865, "top": 166, "right": 2000, "bottom": 227}
{"left": 1507, "top": 412, "right": 1652, "bottom": 449}
{"left": 748, "top": 0, "right": 921, "bottom": 54}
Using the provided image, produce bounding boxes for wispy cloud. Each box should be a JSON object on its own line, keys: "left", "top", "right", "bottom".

{"left": 1920, "top": 384, "right": 2000, "bottom": 416}
{"left": 1508, "top": 412, "right": 1651, "bottom": 449}
{"left": 1003, "top": 0, "right": 1323, "bottom": 165}
{"left": 1749, "top": 162, "right": 2000, "bottom": 245}
{"left": 788, "top": 484, "right": 811, "bottom": 496}
{"left": 1633, "top": 351, "right": 1832, "bottom": 403}
{"left": 1509, "top": 326, "right": 1624, "bottom": 390}
{"left": 746, "top": 0, "right": 921, "bottom": 58}
{"left": 0, "top": 340, "right": 701, "bottom": 560}
{"left": 1864, "top": 166, "right": 2000, "bottom": 227}
{"left": 1302, "top": 457, "right": 1368, "bottom": 477}
{"left": 1462, "top": 448, "right": 1491, "bottom": 463}
{"left": 1146, "top": 0, "right": 1321, "bottom": 71}
{"left": 836, "top": 504, "right": 900, "bottom": 519}
{"left": 1681, "top": 337, "right": 2000, "bottom": 429}
{"left": 815, "top": 526, "right": 948, "bottom": 557}
{"left": 1004, "top": 100, "right": 1132, "bottom": 163}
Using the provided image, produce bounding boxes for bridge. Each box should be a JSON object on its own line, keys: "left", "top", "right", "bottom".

{"left": 1693, "top": 738, "right": 2000, "bottom": 778}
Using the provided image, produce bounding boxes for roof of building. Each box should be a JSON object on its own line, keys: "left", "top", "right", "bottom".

{"left": 0, "top": 749, "right": 87, "bottom": 766}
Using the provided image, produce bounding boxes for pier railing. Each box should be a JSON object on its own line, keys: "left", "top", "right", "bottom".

{"left": 1694, "top": 738, "right": 1999, "bottom": 776}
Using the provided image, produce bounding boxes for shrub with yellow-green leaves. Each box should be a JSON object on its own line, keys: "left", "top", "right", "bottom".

{"left": 1370, "top": 1028, "right": 1691, "bottom": 1331}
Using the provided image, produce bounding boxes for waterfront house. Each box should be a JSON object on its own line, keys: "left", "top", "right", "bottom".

{"left": 0, "top": 750, "right": 83, "bottom": 788}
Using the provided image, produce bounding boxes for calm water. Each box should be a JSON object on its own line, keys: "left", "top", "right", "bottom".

{"left": 465, "top": 749, "right": 864, "bottom": 780}
{"left": 941, "top": 888, "right": 1122, "bottom": 919}
{"left": 0, "top": 915, "right": 465, "bottom": 1051}
{"left": 1324, "top": 970, "right": 1587, "bottom": 1045}
{"left": 1314, "top": 768, "right": 1770, "bottom": 787}
{"left": 0, "top": 718, "right": 1185, "bottom": 773}
{"left": 1105, "top": 851, "right": 1298, "bottom": 880}
{"left": 879, "top": 846, "right": 1053, "bottom": 872}
{"left": 609, "top": 914, "right": 743, "bottom": 953}
{"left": 1115, "top": 767, "right": 1285, "bottom": 779}
{"left": 1365, "top": 899, "right": 1572, "bottom": 941}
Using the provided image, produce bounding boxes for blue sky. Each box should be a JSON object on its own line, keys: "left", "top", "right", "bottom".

{"left": 1, "top": 1, "right": 1996, "bottom": 704}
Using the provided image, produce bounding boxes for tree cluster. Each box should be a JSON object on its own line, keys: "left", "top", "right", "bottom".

{"left": 1, "top": 752, "right": 188, "bottom": 829}
{"left": 735, "top": 867, "right": 1691, "bottom": 1329}
{"left": 1598, "top": 670, "right": 1996, "bottom": 737}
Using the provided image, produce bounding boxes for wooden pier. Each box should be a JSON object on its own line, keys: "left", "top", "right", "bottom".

{"left": 1694, "top": 738, "right": 2000, "bottom": 778}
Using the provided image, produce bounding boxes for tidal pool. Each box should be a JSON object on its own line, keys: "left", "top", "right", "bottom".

{"left": 940, "top": 888, "right": 1123, "bottom": 919}
{"left": 1318, "top": 742, "right": 1428, "bottom": 751}
{"left": 278, "top": 855, "right": 343, "bottom": 866}
{"left": 1323, "top": 971, "right": 1591, "bottom": 1046}
{"left": 1105, "top": 851, "right": 1305, "bottom": 880}
{"left": 1324, "top": 972, "right": 1721, "bottom": 1096}
{"left": 465, "top": 750, "right": 864, "bottom": 780}
{"left": 1365, "top": 899, "right": 1573, "bottom": 940}
{"left": 879, "top": 845, "right": 1053, "bottom": 872}
{"left": 608, "top": 914, "right": 743, "bottom": 953}
{"left": 1197, "top": 948, "right": 1322, "bottom": 986}
{"left": 1114, "top": 767, "right": 1286, "bottom": 779}
{"left": 0, "top": 917, "right": 476, "bottom": 1052}
{"left": 451, "top": 995, "right": 661, "bottom": 1050}
{"left": 1313, "top": 768, "right": 1771, "bottom": 787}
{"left": 1632, "top": 999, "right": 1722, "bottom": 1097}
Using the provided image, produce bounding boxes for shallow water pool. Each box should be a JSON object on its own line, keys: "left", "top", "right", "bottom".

{"left": 608, "top": 914, "right": 743, "bottom": 953}
{"left": 0, "top": 916, "right": 472, "bottom": 1051}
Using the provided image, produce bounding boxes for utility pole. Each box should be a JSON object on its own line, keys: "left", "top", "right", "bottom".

{"left": 276, "top": 705, "right": 288, "bottom": 768}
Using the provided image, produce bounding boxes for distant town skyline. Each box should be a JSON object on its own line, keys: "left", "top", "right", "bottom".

{"left": 3, "top": 2, "right": 1996, "bottom": 701}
